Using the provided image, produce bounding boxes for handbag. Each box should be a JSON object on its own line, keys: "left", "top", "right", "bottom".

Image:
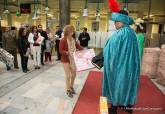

{"left": 91, "top": 51, "right": 103, "bottom": 69}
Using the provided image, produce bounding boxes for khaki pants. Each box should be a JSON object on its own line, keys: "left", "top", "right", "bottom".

{"left": 62, "top": 63, "right": 76, "bottom": 90}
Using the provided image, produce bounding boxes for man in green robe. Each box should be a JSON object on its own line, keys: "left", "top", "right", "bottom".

{"left": 136, "top": 25, "right": 145, "bottom": 61}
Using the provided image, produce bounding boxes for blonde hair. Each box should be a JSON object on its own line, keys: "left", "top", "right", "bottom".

{"left": 63, "top": 25, "right": 75, "bottom": 37}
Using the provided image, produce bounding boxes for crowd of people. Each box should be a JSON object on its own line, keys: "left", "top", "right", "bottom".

{"left": 2, "top": 25, "right": 53, "bottom": 72}
{"left": 0, "top": 0, "right": 151, "bottom": 113}
{"left": 1, "top": 24, "right": 91, "bottom": 99}
{"left": 1, "top": 25, "right": 91, "bottom": 73}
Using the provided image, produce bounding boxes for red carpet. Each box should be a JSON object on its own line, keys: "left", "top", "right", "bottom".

{"left": 72, "top": 71, "right": 165, "bottom": 114}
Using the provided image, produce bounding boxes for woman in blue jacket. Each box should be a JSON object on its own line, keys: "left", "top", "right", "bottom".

{"left": 18, "top": 27, "right": 30, "bottom": 73}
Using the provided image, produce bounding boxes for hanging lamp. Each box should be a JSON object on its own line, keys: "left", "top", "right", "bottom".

{"left": 16, "top": 11, "right": 21, "bottom": 16}
{"left": 123, "top": 0, "right": 128, "bottom": 12}
{"left": 32, "top": 0, "right": 38, "bottom": 19}
{"left": 32, "top": 13, "right": 38, "bottom": 20}
{"left": 83, "top": 0, "right": 88, "bottom": 16}
{"left": 95, "top": 0, "right": 100, "bottom": 21}
{"left": 45, "top": 0, "right": 49, "bottom": 12}
{"left": 3, "top": 0, "right": 10, "bottom": 14}
{"left": 16, "top": 0, "right": 21, "bottom": 16}
{"left": 36, "top": 0, "right": 41, "bottom": 14}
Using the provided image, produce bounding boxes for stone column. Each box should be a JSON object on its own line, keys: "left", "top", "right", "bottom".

{"left": 7, "top": 14, "right": 12, "bottom": 26}
{"left": 59, "top": 0, "right": 70, "bottom": 29}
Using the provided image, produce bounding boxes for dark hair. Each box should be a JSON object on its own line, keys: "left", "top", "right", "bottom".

{"left": 136, "top": 25, "right": 143, "bottom": 33}
{"left": 31, "top": 26, "right": 37, "bottom": 32}
{"left": 38, "top": 24, "right": 42, "bottom": 28}
{"left": 18, "top": 27, "right": 26, "bottom": 37}
{"left": 118, "top": 10, "right": 128, "bottom": 16}
{"left": 83, "top": 27, "right": 87, "bottom": 31}
{"left": 11, "top": 26, "right": 16, "bottom": 30}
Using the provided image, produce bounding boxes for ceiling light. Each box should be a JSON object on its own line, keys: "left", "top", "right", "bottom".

{"left": 45, "top": 7, "right": 49, "bottom": 11}
{"left": 32, "top": 13, "right": 38, "bottom": 20}
{"left": 47, "top": 13, "right": 53, "bottom": 17}
{"left": 52, "top": 17, "right": 56, "bottom": 20}
{"left": 96, "top": 16, "right": 100, "bottom": 22}
{"left": 83, "top": 8, "right": 88, "bottom": 17}
{"left": 16, "top": 11, "right": 21, "bottom": 16}
{"left": 36, "top": 8, "right": 41, "bottom": 14}
{"left": 95, "top": 10, "right": 100, "bottom": 22}
{"left": 3, "top": 9, "right": 10, "bottom": 14}
{"left": 95, "top": 12, "right": 100, "bottom": 17}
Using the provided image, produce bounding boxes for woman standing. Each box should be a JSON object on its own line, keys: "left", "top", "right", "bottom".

{"left": 2, "top": 26, "right": 19, "bottom": 70}
{"left": 18, "top": 28, "right": 30, "bottom": 73}
{"left": 28, "top": 26, "right": 41, "bottom": 69}
{"left": 59, "top": 25, "right": 83, "bottom": 98}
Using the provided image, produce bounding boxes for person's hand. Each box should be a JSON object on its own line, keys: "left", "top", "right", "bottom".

{"left": 55, "top": 35, "right": 59, "bottom": 38}
{"left": 77, "top": 40, "right": 80, "bottom": 45}
{"left": 66, "top": 51, "right": 69, "bottom": 55}
{"left": 83, "top": 47, "right": 88, "bottom": 50}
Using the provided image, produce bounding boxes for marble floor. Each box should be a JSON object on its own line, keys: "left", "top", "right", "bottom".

{"left": 0, "top": 55, "right": 164, "bottom": 114}
{"left": 0, "top": 58, "right": 91, "bottom": 114}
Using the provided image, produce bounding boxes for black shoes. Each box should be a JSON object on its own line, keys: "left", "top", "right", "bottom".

{"left": 71, "top": 87, "right": 76, "bottom": 94}
{"left": 56, "top": 59, "right": 60, "bottom": 61}
{"left": 26, "top": 68, "right": 30, "bottom": 71}
{"left": 15, "top": 66, "right": 19, "bottom": 69}
{"left": 23, "top": 70, "right": 27, "bottom": 73}
{"left": 118, "top": 105, "right": 133, "bottom": 114}
{"left": 66, "top": 88, "right": 76, "bottom": 98}
{"left": 7, "top": 67, "right": 11, "bottom": 71}
{"left": 124, "top": 105, "right": 133, "bottom": 114}
{"left": 66, "top": 90, "right": 73, "bottom": 98}
{"left": 35, "top": 66, "right": 40, "bottom": 69}
{"left": 108, "top": 106, "right": 117, "bottom": 114}
{"left": 108, "top": 105, "right": 133, "bottom": 114}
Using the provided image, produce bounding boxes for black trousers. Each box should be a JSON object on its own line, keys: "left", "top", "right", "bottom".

{"left": 45, "top": 52, "right": 51, "bottom": 62}
{"left": 20, "top": 53, "right": 28, "bottom": 71}
{"left": 41, "top": 46, "right": 45, "bottom": 64}
{"left": 55, "top": 40, "right": 61, "bottom": 60}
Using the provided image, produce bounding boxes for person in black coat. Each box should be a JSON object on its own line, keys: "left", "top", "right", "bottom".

{"left": 55, "top": 26, "right": 62, "bottom": 60}
{"left": 18, "top": 28, "right": 30, "bottom": 73}
{"left": 38, "top": 25, "right": 48, "bottom": 65}
{"left": 78, "top": 27, "right": 90, "bottom": 48}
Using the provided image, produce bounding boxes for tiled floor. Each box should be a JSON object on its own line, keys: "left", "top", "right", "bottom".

{"left": 0, "top": 55, "right": 164, "bottom": 114}
{"left": 0, "top": 58, "right": 91, "bottom": 114}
